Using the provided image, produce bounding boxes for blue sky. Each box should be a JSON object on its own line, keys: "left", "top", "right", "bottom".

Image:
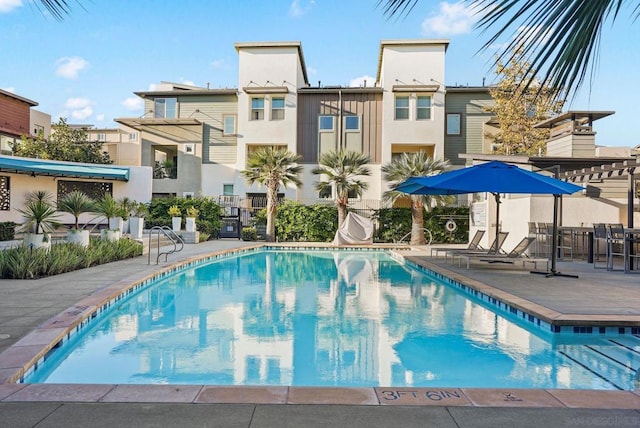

{"left": 1, "top": 0, "right": 637, "bottom": 147}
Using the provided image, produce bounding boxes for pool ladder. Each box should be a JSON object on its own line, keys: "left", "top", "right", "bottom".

{"left": 147, "top": 226, "right": 184, "bottom": 264}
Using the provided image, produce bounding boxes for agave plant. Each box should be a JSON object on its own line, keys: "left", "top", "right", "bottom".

{"left": 57, "top": 191, "right": 97, "bottom": 230}
{"left": 18, "top": 190, "right": 61, "bottom": 235}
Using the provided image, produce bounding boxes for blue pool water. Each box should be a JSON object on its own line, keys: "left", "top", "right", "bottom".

{"left": 26, "top": 249, "right": 640, "bottom": 389}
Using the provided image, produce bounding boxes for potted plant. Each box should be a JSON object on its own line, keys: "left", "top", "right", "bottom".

{"left": 96, "top": 193, "right": 124, "bottom": 241}
{"left": 129, "top": 202, "right": 148, "bottom": 239}
{"left": 185, "top": 206, "right": 199, "bottom": 232}
{"left": 168, "top": 205, "right": 182, "bottom": 232}
{"left": 118, "top": 197, "right": 137, "bottom": 234}
{"left": 18, "top": 190, "right": 61, "bottom": 250}
{"left": 57, "top": 190, "right": 96, "bottom": 247}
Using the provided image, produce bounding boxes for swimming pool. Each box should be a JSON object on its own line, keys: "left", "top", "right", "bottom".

{"left": 24, "top": 249, "right": 640, "bottom": 389}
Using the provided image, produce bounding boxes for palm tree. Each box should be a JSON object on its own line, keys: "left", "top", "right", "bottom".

{"left": 379, "top": 0, "right": 634, "bottom": 97}
{"left": 241, "top": 147, "right": 303, "bottom": 242}
{"left": 57, "top": 191, "right": 96, "bottom": 230}
{"left": 34, "top": 1, "right": 78, "bottom": 20}
{"left": 382, "top": 151, "right": 453, "bottom": 245}
{"left": 312, "top": 150, "right": 372, "bottom": 227}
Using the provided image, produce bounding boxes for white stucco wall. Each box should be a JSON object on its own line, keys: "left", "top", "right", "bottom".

{"left": 3, "top": 165, "right": 152, "bottom": 226}
{"left": 378, "top": 41, "right": 448, "bottom": 165}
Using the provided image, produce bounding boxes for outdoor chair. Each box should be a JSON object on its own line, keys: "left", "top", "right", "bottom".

{"left": 592, "top": 223, "right": 608, "bottom": 269}
{"left": 430, "top": 229, "right": 485, "bottom": 259}
{"left": 528, "top": 222, "right": 539, "bottom": 256}
{"left": 445, "top": 231, "right": 509, "bottom": 264}
{"left": 455, "top": 236, "right": 548, "bottom": 270}
{"left": 606, "top": 224, "right": 626, "bottom": 271}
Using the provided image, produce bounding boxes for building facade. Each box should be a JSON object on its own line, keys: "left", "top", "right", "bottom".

{"left": 114, "top": 39, "right": 495, "bottom": 204}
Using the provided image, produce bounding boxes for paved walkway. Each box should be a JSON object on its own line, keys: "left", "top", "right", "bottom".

{"left": 1, "top": 240, "right": 640, "bottom": 427}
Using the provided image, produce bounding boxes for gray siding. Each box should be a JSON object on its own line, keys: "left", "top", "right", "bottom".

{"left": 297, "top": 92, "right": 383, "bottom": 164}
{"left": 444, "top": 91, "right": 494, "bottom": 165}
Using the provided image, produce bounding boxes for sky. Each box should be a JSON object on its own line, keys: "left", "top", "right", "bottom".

{"left": 0, "top": 0, "right": 638, "bottom": 147}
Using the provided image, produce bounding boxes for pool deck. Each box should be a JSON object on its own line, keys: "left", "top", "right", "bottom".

{"left": 1, "top": 240, "right": 640, "bottom": 427}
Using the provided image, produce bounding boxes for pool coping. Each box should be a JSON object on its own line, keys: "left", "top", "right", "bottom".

{"left": 1, "top": 243, "right": 640, "bottom": 409}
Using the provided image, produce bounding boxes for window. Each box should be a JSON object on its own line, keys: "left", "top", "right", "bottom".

{"left": 57, "top": 180, "right": 112, "bottom": 201}
{"left": 223, "top": 184, "right": 234, "bottom": 196}
{"left": 97, "top": 133, "right": 106, "bottom": 142}
{"left": 0, "top": 135, "right": 14, "bottom": 155}
{"left": 447, "top": 113, "right": 461, "bottom": 135}
{"left": 33, "top": 124, "right": 45, "bottom": 136}
{"left": 154, "top": 98, "right": 177, "bottom": 119}
{"left": 251, "top": 97, "right": 265, "bottom": 120}
{"left": 319, "top": 115, "right": 335, "bottom": 130}
{"left": 446, "top": 113, "right": 461, "bottom": 135}
{"left": 345, "top": 116, "right": 360, "bottom": 130}
{"left": 395, "top": 96, "right": 409, "bottom": 120}
{"left": 416, "top": 96, "right": 432, "bottom": 120}
{"left": 223, "top": 115, "right": 236, "bottom": 135}
{"left": 185, "top": 144, "right": 195, "bottom": 154}
{"left": 318, "top": 185, "right": 332, "bottom": 199}
{"left": 271, "top": 97, "right": 285, "bottom": 120}
{"left": 129, "top": 132, "right": 138, "bottom": 141}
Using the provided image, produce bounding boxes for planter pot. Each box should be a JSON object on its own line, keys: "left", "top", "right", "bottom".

{"left": 101, "top": 229, "right": 121, "bottom": 242}
{"left": 122, "top": 219, "right": 130, "bottom": 234}
{"left": 185, "top": 217, "right": 196, "bottom": 233}
{"left": 129, "top": 217, "right": 145, "bottom": 239}
{"left": 66, "top": 230, "right": 90, "bottom": 247}
{"left": 172, "top": 217, "right": 182, "bottom": 232}
{"left": 109, "top": 217, "right": 124, "bottom": 232}
{"left": 23, "top": 233, "right": 51, "bottom": 251}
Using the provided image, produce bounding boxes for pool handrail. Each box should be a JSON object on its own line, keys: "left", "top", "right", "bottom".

{"left": 148, "top": 226, "right": 185, "bottom": 264}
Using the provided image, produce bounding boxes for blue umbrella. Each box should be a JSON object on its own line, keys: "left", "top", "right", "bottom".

{"left": 397, "top": 161, "right": 584, "bottom": 277}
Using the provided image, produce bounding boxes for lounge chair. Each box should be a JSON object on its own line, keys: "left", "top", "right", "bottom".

{"left": 445, "top": 231, "right": 509, "bottom": 264}
{"left": 456, "top": 236, "right": 549, "bottom": 270}
{"left": 430, "top": 230, "right": 485, "bottom": 259}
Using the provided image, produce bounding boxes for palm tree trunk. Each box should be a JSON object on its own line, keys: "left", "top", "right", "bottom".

{"left": 337, "top": 198, "right": 348, "bottom": 227}
{"left": 265, "top": 182, "right": 278, "bottom": 242}
{"left": 410, "top": 198, "right": 425, "bottom": 245}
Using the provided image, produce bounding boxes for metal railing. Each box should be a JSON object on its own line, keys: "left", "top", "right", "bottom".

{"left": 148, "top": 226, "right": 184, "bottom": 265}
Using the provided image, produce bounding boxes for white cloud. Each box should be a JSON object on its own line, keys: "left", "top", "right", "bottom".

{"left": 71, "top": 106, "right": 93, "bottom": 120}
{"left": 421, "top": 1, "right": 477, "bottom": 36}
{"left": 1, "top": 86, "right": 16, "bottom": 93}
{"left": 148, "top": 83, "right": 158, "bottom": 91}
{"left": 96, "top": 114, "right": 105, "bottom": 122}
{"left": 211, "top": 59, "right": 226, "bottom": 70}
{"left": 288, "top": 0, "right": 315, "bottom": 18}
{"left": 0, "top": 0, "right": 22, "bottom": 13}
{"left": 180, "top": 78, "right": 195, "bottom": 86}
{"left": 349, "top": 75, "right": 376, "bottom": 88}
{"left": 63, "top": 97, "right": 94, "bottom": 120}
{"left": 122, "top": 96, "right": 142, "bottom": 111}
{"left": 55, "top": 56, "right": 89, "bottom": 79}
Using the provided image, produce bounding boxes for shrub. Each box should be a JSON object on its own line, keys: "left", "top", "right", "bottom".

{"left": 373, "top": 206, "right": 470, "bottom": 243}
{"left": 0, "top": 238, "right": 143, "bottom": 279}
{"left": 146, "top": 197, "right": 222, "bottom": 237}
{"left": 0, "top": 222, "right": 17, "bottom": 241}
{"left": 241, "top": 226, "right": 257, "bottom": 241}
{"left": 267, "top": 201, "right": 338, "bottom": 242}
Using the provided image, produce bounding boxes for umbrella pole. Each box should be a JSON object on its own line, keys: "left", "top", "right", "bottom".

{"left": 531, "top": 195, "right": 578, "bottom": 279}
{"left": 494, "top": 193, "right": 500, "bottom": 251}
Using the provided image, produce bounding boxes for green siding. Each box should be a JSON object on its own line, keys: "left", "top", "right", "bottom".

{"left": 444, "top": 91, "right": 494, "bottom": 165}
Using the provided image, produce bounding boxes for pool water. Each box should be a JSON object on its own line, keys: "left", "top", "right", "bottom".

{"left": 26, "top": 249, "right": 640, "bottom": 389}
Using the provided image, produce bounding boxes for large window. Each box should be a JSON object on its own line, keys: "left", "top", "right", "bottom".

{"left": 271, "top": 97, "right": 285, "bottom": 120}
{"left": 416, "top": 96, "right": 432, "bottom": 120}
{"left": 223, "top": 184, "right": 234, "bottom": 196}
{"left": 251, "top": 98, "right": 265, "bottom": 120}
{"left": 154, "top": 98, "right": 177, "bottom": 119}
{"left": 447, "top": 113, "right": 462, "bottom": 135}
{"left": 223, "top": 115, "right": 237, "bottom": 135}
{"left": 395, "top": 96, "right": 409, "bottom": 120}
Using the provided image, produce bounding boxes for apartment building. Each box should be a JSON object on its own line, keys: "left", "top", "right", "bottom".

{"left": 114, "top": 39, "right": 495, "bottom": 203}
{"left": 0, "top": 89, "right": 51, "bottom": 155}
